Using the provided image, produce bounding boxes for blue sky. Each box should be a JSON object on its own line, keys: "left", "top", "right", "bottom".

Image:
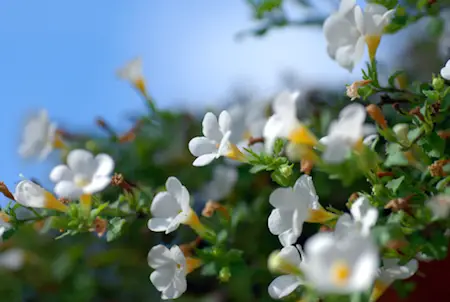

{"left": 0, "top": 0, "right": 402, "bottom": 197}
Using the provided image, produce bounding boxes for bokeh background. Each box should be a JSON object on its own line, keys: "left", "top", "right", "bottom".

{"left": 1, "top": 0, "right": 449, "bottom": 301}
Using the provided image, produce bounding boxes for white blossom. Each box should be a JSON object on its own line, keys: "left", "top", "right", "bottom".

{"left": 334, "top": 196, "right": 378, "bottom": 237}
{"left": 371, "top": 258, "right": 418, "bottom": 301}
{"left": 14, "top": 179, "right": 67, "bottom": 212}
{"left": 188, "top": 111, "right": 242, "bottom": 166}
{"left": 302, "top": 232, "right": 379, "bottom": 294}
{"left": 263, "top": 91, "right": 302, "bottom": 153}
{"left": 50, "top": 149, "right": 114, "bottom": 199}
{"left": 0, "top": 249, "right": 25, "bottom": 271}
{"left": 426, "top": 194, "right": 450, "bottom": 219}
{"left": 440, "top": 59, "right": 450, "bottom": 80}
{"left": 200, "top": 165, "right": 238, "bottom": 201}
{"left": 324, "top": 0, "right": 395, "bottom": 71}
{"left": 320, "top": 103, "right": 367, "bottom": 163}
{"left": 268, "top": 245, "right": 304, "bottom": 299}
{"left": 148, "top": 244, "right": 187, "bottom": 300}
{"left": 148, "top": 177, "right": 195, "bottom": 234}
{"left": 18, "top": 110, "right": 58, "bottom": 160}
{"left": 268, "top": 175, "right": 334, "bottom": 246}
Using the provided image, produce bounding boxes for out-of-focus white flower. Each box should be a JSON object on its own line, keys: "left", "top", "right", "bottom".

{"left": 302, "top": 232, "right": 379, "bottom": 294}
{"left": 426, "top": 194, "right": 450, "bottom": 219}
{"left": 14, "top": 179, "right": 67, "bottom": 212}
{"left": 200, "top": 165, "right": 238, "bottom": 201}
{"left": 371, "top": 258, "right": 418, "bottom": 301}
{"left": 117, "top": 57, "right": 147, "bottom": 96}
{"left": 18, "top": 110, "right": 61, "bottom": 160}
{"left": 268, "top": 175, "right": 335, "bottom": 246}
{"left": 188, "top": 111, "right": 244, "bottom": 167}
{"left": 148, "top": 177, "right": 208, "bottom": 237}
{"left": 148, "top": 245, "right": 187, "bottom": 300}
{"left": 268, "top": 245, "right": 304, "bottom": 299}
{"left": 320, "top": 103, "right": 367, "bottom": 163}
{"left": 441, "top": 59, "right": 450, "bottom": 80}
{"left": 50, "top": 149, "right": 114, "bottom": 199}
{"left": 335, "top": 196, "right": 378, "bottom": 237}
{"left": 324, "top": 0, "right": 395, "bottom": 71}
{"left": 0, "top": 249, "right": 25, "bottom": 271}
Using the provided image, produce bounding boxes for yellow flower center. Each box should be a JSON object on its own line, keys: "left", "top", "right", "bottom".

{"left": 288, "top": 125, "right": 318, "bottom": 146}
{"left": 74, "top": 176, "right": 89, "bottom": 188}
{"left": 331, "top": 260, "right": 351, "bottom": 286}
{"left": 365, "top": 35, "right": 381, "bottom": 60}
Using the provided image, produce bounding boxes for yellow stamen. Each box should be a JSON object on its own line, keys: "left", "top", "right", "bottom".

{"left": 331, "top": 260, "right": 351, "bottom": 286}
{"left": 306, "top": 207, "right": 337, "bottom": 223}
{"left": 370, "top": 279, "right": 390, "bottom": 301}
{"left": 186, "top": 257, "right": 203, "bottom": 274}
{"left": 288, "top": 125, "right": 318, "bottom": 146}
{"left": 79, "top": 194, "right": 92, "bottom": 215}
{"left": 53, "top": 134, "right": 65, "bottom": 149}
{"left": 0, "top": 212, "right": 10, "bottom": 223}
{"left": 226, "top": 144, "right": 246, "bottom": 162}
{"left": 365, "top": 35, "right": 381, "bottom": 61}
{"left": 44, "top": 192, "right": 68, "bottom": 212}
{"left": 134, "top": 77, "right": 147, "bottom": 97}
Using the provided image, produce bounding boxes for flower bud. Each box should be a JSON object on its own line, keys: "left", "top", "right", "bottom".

{"left": 366, "top": 104, "right": 387, "bottom": 129}
{"left": 279, "top": 164, "right": 293, "bottom": 179}
{"left": 219, "top": 266, "right": 231, "bottom": 282}
{"left": 432, "top": 76, "right": 445, "bottom": 92}
{"left": 268, "top": 250, "right": 302, "bottom": 276}
{"left": 393, "top": 123, "right": 409, "bottom": 144}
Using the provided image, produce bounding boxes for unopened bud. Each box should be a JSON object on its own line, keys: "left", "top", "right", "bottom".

{"left": 279, "top": 164, "right": 293, "bottom": 178}
{"left": 0, "top": 182, "right": 15, "bottom": 201}
{"left": 268, "top": 250, "right": 302, "bottom": 276}
{"left": 393, "top": 123, "right": 409, "bottom": 144}
{"left": 366, "top": 104, "right": 387, "bottom": 129}
{"left": 219, "top": 266, "right": 231, "bottom": 282}
{"left": 432, "top": 75, "right": 445, "bottom": 92}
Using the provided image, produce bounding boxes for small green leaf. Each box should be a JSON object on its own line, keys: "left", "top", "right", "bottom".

{"left": 106, "top": 217, "right": 126, "bottom": 242}
{"left": 386, "top": 176, "right": 405, "bottom": 194}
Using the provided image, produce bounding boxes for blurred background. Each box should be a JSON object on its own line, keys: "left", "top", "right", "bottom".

{"left": 0, "top": 0, "right": 449, "bottom": 301}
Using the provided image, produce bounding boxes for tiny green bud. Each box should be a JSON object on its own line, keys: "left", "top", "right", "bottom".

{"left": 85, "top": 140, "right": 99, "bottom": 153}
{"left": 279, "top": 164, "right": 293, "bottom": 178}
{"left": 219, "top": 266, "right": 231, "bottom": 282}
{"left": 432, "top": 75, "right": 445, "bottom": 92}
{"left": 393, "top": 123, "right": 409, "bottom": 144}
{"left": 372, "top": 184, "right": 384, "bottom": 196}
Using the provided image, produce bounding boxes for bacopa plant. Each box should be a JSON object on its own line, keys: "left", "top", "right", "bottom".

{"left": 2, "top": 0, "right": 450, "bottom": 301}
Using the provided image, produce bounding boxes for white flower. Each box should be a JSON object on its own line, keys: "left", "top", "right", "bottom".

{"left": 440, "top": 59, "right": 450, "bottom": 80}
{"left": 268, "top": 245, "right": 304, "bottom": 299}
{"left": 188, "top": 111, "right": 243, "bottom": 166}
{"left": 200, "top": 165, "right": 238, "bottom": 201}
{"left": 302, "top": 232, "right": 379, "bottom": 294}
{"left": 426, "top": 194, "right": 450, "bottom": 219}
{"left": 148, "top": 244, "right": 187, "bottom": 300}
{"left": 117, "top": 57, "right": 148, "bottom": 93}
{"left": 335, "top": 196, "right": 378, "bottom": 237}
{"left": 50, "top": 149, "right": 114, "bottom": 199}
{"left": 0, "top": 249, "right": 25, "bottom": 271}
{"left": 268, "top": 175, "right": 334, "bottom": 246}
{"left": 263, "top": 91, "right": 302, "bottom": 153}
{"left": 324, "top": 0, "right": 395, "bottom": 71}
{"left": 371, "top": 258, "right": 418, "bottom": 301}
{"left": 18, "top": 110, "right": 58, "bottom": 160}
{"left": 320, "top": 103, "right": 367, "bottom": 163}
{"left": 14, "top": 180, "right": 67, "bottom": 212}
{"left": 148, "top": 177, "right": 195, "bottom": 234}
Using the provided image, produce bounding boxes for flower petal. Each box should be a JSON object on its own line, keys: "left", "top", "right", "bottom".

{"left": 94, "top": 153, "right": 115, "bottom": 176}
{"left": 188, "top": 137, "right": 217, "bottom": 157}
{"left": 49, "top": 165, "right": 74, "bottom": 183}
{"left": 278, "top": 229, "right": 298, "bottom": 247}
{"left": 268, "top": 275, "right": 302, "bottom": 299}
{"left": 218, "top": 110, "right": 232, "bottom": 134}
{"left": 322, "top": 137, "right": 351, "bottom": 163}
{"left": 151, "top": 192, "right": 181, "bottom": 218}
{"left": 161, "top": 274, "right": 187, "bottom": 300}
{"left": 166, "top": 177, "right": 184, "bottom": 202}
{"left": 192, "top": 153, "right": 217, "bottom": 167}
{"left": 269, "top": 187, "right": 296, "bottom": 209}
{"left": 170, "top": 245, "right": 186, "bottom": 267}
{"left": 148, "top": 217, "right": 172, "bottom": 232}
{"left": 82, "top": 176, "right": 111, "bottom": 194}
{"left": 279, "top": 245, "right": 302, "bottom": 267}
{"left": 350, "top": 196, "right": 370, "bottom": 220}
{"left": 54, "top": 180, "right": 84, "bottom": 199}
{"left": 202, "top": 112, "right": 222, "bottom": 142}
{"left": 67, "top": 149, "right": 95, "bottom": 178}
{"left": 148, "top": 245, "right": 173, "bottom": 268}
{"left": 150, "top": 268, "right": 175, "bottom": 291}
{"left": 268, "top": 209, "right": 292, "bottom": 235}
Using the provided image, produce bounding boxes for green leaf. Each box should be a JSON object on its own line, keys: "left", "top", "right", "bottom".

{"left": 386, "top": 176, "right": 405, "bottom": 194}
{"left": 89, "top": 202, "right": 109, "bottom": 220}
{"left": 388, "top": 70, "right": 405, "bottom": 87}
{"left": 106, "top": 217, "right": 126, "bottom": 242}
{"left": 422, "top": 89, "right": 440, "bottom": 102}
{"left": 249, "top": 164, "right": 268, "bottom": 174}
{"left": 200, "top": 262, "right": 218, "bottom": 276}
{"left": 385, "top": 144, "right": 408, "bottom": 167}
